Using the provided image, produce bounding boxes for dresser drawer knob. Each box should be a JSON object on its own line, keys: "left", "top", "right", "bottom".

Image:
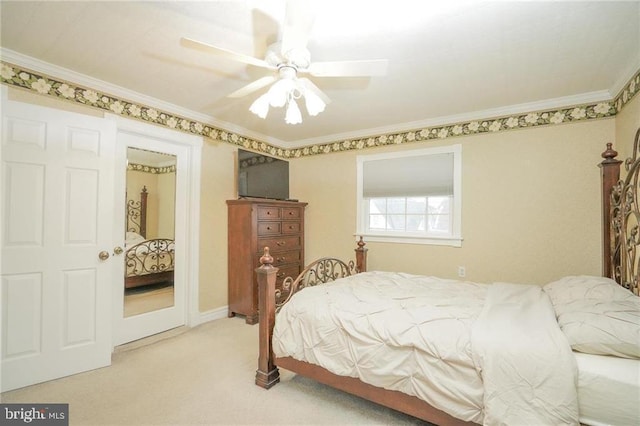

{"left": 266, "top": 226, "right": 271, "bottom": 230}
{"left": 276, "top": 241, "right": 285, "bottom": 246}
{"left": 277, "top": 256, "right": 286, "bottom": 262}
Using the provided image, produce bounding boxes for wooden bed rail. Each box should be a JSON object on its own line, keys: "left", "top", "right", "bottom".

{"left": 255, "top": 237, "right": 368, "bottom": 389}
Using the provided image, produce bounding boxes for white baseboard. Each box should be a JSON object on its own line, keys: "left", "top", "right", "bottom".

{"left": 196, "top": 305, "right": 229, "bottom": 325}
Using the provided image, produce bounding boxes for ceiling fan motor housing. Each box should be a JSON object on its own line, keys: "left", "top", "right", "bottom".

{"left": 266, "top": 42, "right": 311, "bottom": 71}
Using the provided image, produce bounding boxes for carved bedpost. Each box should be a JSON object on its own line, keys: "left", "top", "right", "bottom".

{"left": 140, "top": 186, "right": 148, "bottom": 239}
{"left": 255, "top": 247, "right": 280, "bottom": 389}
{"left": 355, "top": 236, "right": 368, "bottom": 273}
{"left": 599, "top": 143, "right": 622, "bottom": 279}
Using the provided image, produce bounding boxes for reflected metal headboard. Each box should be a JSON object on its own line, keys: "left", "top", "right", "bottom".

{"left": 126, "top": 186, "right": 148, "bottom": 238}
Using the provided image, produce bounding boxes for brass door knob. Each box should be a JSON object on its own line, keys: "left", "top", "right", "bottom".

{"left": 98, "top": 251, "right": 110, "bottom": 261}
{"left": 113, "top": 246, "right": 124, "bottom": 255}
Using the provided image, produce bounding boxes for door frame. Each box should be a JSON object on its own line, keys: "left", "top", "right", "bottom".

{"left": 107, "top": 114, "right": 202, "bottom": 346}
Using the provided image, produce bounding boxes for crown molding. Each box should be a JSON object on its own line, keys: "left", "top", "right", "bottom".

{"left": 0, "top": 48, "right": 212, "bottom": 123}
{"left": 286, "top": 90, "right": 614, "bottom": 148}
{"left": 0, "top": 48, "right": 288, "bottom": 147}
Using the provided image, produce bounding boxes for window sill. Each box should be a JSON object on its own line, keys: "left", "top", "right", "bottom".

{"left": 358, "top": 233, "right": 463, "bottom": 247}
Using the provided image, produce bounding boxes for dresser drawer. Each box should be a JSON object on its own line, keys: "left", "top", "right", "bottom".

{"left": 282, "top": 207, "right": 302, "bottom": 220}
{"left": 274, "top": 263, "right": 303, "bottom": 303}
{"left": 258, "top": 235, "right": 302, "bottom": 251}
{"left": 272, "top": 250, "right": 301, "bottom": 266}
{"left": 281, "top": 221, "right": 301, "bottom": 234}
{"left": 253, "top": 253, "right": 300, "bottom": 278}
{"left": 257, "top": 221, "right": 281, "bottom": 235}
{"left": 275, "top": 263, "right": 302, "bottom": 282}
{"left": 257, "top": 206, "right": 281, "bottom": 220}
{"left": 252, "top": 258, "right": 301, "bottom": 284}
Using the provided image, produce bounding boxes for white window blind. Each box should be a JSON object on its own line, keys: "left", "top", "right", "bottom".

{"left": 362, "top": 153, "right": 454, "bottom": 197}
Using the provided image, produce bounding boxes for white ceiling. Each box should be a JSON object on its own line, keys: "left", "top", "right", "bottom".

{"left": 1, "top": 1, "right": 639, "bottom": 148}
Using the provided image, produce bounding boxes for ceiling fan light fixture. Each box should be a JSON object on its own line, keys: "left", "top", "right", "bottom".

{"left": 304, "top": 89, "right": 325, "bottom": 116}
{"left": 267, "top": 78, "right": 294, "bottom": 108}
{"left": 249, "top": 93, "right": 270, "bottom": 119}
{"left": 181, "top": 0, "right": 389, "bottom": 127}
{"left": 285, "top": 99, "right": 302, "bottom": 125}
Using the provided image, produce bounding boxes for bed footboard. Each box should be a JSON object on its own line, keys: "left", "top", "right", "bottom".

{"left": 255, "top": 237, "right": 367, "bottom": 389}
{"left": 124, "top": 238, "right": 175, "bottom": 289}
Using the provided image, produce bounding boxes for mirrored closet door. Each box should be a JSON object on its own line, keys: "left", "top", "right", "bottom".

{"left": 124, "top": 148, "right": 177, "bottom": 317}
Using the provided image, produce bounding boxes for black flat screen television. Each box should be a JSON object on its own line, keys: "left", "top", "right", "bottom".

{"left": 237, "top": 149, "right": 290, "bottom": 200}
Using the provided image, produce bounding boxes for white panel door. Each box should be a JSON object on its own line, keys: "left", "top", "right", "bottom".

{"left": 1, "top": 99, "right": 117, "bottom": 391}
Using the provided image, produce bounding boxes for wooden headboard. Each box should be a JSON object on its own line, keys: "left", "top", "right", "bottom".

{"left": 126, "top": 186, "right": 148, "bottom": 238}
{"left": 600, "top": 128, "right": 640, "bottom": 295}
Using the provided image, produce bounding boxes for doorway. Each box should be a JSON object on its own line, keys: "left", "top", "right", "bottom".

{"left": 109, "top": 115, "right": 202, "bottom": 346}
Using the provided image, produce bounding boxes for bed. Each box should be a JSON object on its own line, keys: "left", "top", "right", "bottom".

{"left": 254, "top": 129, "right": 640, "bottom": 425}
{"left": 125, "top": 186, "right": 175, "bottom": 289}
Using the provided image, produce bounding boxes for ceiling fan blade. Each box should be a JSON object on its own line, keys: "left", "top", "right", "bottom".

{"left": 280, "top": 0, "right": 314, "bottom": 55}
{"left": 227, "top": 76, "right": 277, "bottom": 98}
{"left": 307, "top": 59, "right": 389, "bottom": 77}
{"left": 180, "top": 37, "right": 272, "bottom": 69}
{"left": 298, "top": 78, "right": 331, "bottom": 105}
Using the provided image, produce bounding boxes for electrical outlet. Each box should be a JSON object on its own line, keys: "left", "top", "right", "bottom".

{"left": 458, "top": 266, "right": 466, "bottom": 277}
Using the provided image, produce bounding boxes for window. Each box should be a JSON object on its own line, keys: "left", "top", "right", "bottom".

{"left": 356, "top": 145, "right": 462, "bottom": 246}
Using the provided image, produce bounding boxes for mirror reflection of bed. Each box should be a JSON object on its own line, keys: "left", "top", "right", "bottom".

{"left": 124, "top": 148, "right": 176, "bottom": 317}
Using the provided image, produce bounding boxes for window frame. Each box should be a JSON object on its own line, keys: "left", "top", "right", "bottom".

{"left": 356, "top": 144, "right": 462, "bottom": 247}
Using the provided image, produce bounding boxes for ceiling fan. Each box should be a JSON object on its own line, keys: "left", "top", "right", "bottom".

{"left": 180, "top": 0, "right": 388, "bottom": 124}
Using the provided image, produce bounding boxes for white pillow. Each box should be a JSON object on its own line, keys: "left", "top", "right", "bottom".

{"left": 554, "top": 299, "right": 640, "bottom": 359}
{"left": 544, "top": 276, "right": 639, "bottom": 359}
{"left": 544, "top": 275, "right": 633, "bottom": 304}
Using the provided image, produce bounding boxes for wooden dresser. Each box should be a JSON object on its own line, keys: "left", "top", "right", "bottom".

{"left": 226, "top": 199, "right": 307, "bottom": 324}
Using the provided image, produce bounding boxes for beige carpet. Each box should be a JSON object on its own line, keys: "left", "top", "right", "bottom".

{"left": 1, "top": 318, "right": 425, "bottom": 425}
{"left": 124, "top": 285, "right": 174, "bottom": 317}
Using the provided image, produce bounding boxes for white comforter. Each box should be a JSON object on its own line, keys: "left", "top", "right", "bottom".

{"left": 273, "top": 271, "right": 579, "bottom": 425}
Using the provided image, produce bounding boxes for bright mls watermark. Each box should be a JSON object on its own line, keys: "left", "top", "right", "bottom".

{"left": 1, "top": 404, "right": 68, "bottom": 425}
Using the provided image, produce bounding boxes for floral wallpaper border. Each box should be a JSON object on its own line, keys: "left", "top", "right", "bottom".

{"left": 2, "top": 61, "right": 638, "bottom": 160}
{"left": 127, "top": 163, "right": 176, "bottom": 174}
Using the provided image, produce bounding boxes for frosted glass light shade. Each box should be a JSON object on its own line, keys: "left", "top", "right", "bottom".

{"left": 268, "top": 79, "right": 295, "bottom": 108}
{"left": 304, "top": 90, "right": 326, "bottom": 116}
{"left": 249, "top": 93, "right": 270, "bottom": 119}
{"left": 285, "top": 99, "right": 302, "bottom": 125}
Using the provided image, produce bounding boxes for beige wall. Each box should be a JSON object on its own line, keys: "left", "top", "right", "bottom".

{"left": 291, "top": 119, "right": 615, "bottom": 285}
{"left": 125, "top": 170, "right": 176, "bottom": 239}
{"left": 198, "top": 139, "right": 237, "bottom": 310}
{"left": 157, "top": 171, "right": 176, "bottom": 238}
